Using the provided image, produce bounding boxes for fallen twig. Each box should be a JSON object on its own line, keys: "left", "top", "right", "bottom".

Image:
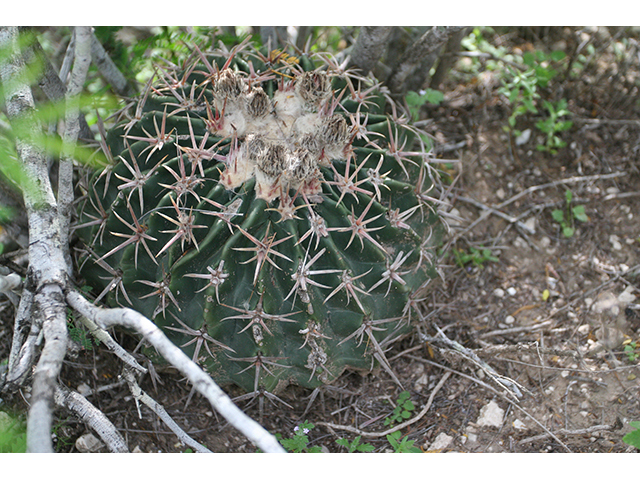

{"left": 517, "top": 423, "right": 619, "bottom": 445}
{"left": 121, "top": 367, "right": 212, "bottom": 453}
{"left": 316, "top": 371, "right": 451, "bottom": 438}
{"left": 67, "top": 290, "right": 286, "bottom": 453}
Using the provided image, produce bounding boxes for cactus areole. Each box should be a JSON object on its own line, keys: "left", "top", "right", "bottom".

{"left": 77, "top": 40, "right": 443, "bottom": 393}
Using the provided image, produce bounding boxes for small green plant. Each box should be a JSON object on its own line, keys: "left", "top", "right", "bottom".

{"left": 623, "top": 421, "right": 640, "bottom": 449}
{"left": 384, "top": 391, "right": 416, "bottom": 426}
{"left": 405, "top": 89, "right": 444, "bottom": 121}
{"left": 336, "top": 435, "right": 375, "bottom": 452}
{"left": 0, "top": 412, "right": 27, "bottom": 453}
{"left": 623, "top": 342, "right": 639, "bottom": 363}
{"left": 386, "top": 430, "right": 422, "bottom": 453}
{"left": 453, "top": 246, "right": 499, "bottom": 269}
{"left": 535, "top": 99, "right": 573, "bottom": 154}
{"left": 498, "top": 49, "right": 571, "bottom": 154}
{"left": 551, "top": 189, "right": 588, "bottom": 238}
{"left": 277, "top": 421, "right": 323, "bottom": 453}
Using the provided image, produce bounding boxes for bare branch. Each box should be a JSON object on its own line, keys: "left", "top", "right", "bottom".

{"left": 66, "top": 290, "right": 286, "bottom": 453}
{"left": 59, "top": 26, "right": 92, "bottom": 272}
{"left": 1, "top": 26, "right": 70, "bottom": 453}
{"left": 91, "top": 31, "right": 135, "bottom": 97}
{"left": 54, "top": 384, "right": 128, "bottom": 452}
{"left": 121, "top": 367, "right": 212, "bottom": 453}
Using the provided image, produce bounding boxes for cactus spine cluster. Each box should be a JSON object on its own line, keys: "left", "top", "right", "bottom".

{"left": 77, "top": 39, "right": 443, "bottom": 394}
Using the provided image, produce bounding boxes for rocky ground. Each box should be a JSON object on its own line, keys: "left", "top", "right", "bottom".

{"left": 1, "top": 26, "right": 639, "bottom": 453}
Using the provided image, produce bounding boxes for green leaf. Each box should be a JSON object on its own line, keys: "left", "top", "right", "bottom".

{"left": 562, "top": 226, "right": 575, "bottom": 238}
{"left": 623, "top": 424, "right": 640, "bottom": 449}
{"left": 550, "top": 50, "right": 566, "bottom": 62}
{"left": 565, "top": 189, "right": 573, "bottom": 203}
{"left": 572, "top": 205, "right": 588, "bottom": 222}
{"left": 551, "top": 209, "right": 565, "bottom": 223}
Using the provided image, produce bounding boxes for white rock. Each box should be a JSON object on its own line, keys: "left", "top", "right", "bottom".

{"left": 618, "top": 286, "right": 637, "bottom": 304}
{"left": 515, "top": 128, "right": 531, "bottom": 146}
{"left": 523, "top": 217, "right": 536, "bottom": 233}
{"left": 504, "top": 315, "right": 515, "bottom": 324}
{"left": 476, "top": 400, "right": 504, "bottom": 428}
{"left": 507, "top": 287, "right": 517, "bottom": 296}
{"left": 427, "top": 432, "right": 454, "bottom": 451}
{"left": 512, "top": 419, "right": 527, "bottom": 431}
{"left": 609, "top": 235, "right": 622, "bottom": 250}
{"left": 578, "top": 323, "right": 590, "bottom": 335}
{"left": 414, "top": 373, "right": 430, "bottom": 393}
{"left": 77, "top": 383, "right": 91, "bottom": 396}
{"left": 75, "top": 433, "right": 103, "bottom": 453}
{"left": 493, "top": 288, "right": 505, "bottom": 298}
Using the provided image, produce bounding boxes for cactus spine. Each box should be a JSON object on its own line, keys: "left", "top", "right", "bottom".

{"left": 77, "top": 40, "right": 443, "bottom": 394}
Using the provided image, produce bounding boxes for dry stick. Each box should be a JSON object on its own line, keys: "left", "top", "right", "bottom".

{"left": 90, "top": 31, "right": 135, "bottom": 97}
{"left": 409, "top": 356, "right": 572, "bottom": 452}
{"left": 66, "top": 291, "right": 286, "bottom": 453}
{"left": 121, "top": 367, "right": 212, "bottom": 453}
{"left": 77, "top": 314, "right": 147, "bottom": 373}
{"left": 316, "top": 371, "right": 452, "bottom": 438}
{"left": 518, "top": 424, "right": 617, "bottom": 445}
{"left": 452, "top": 172, "right": 626, "bottom": 242}
{"left": 454, "top": 195, "right": 535, "bottom": 234}
{"left": 430, "top": 324, "right": 526, "bottom": 399}
{"left": 54, "top": 384, "right": 128, "bottom": 452}
{"left": 59, "top": 26, "right": 92, "bottom": 273}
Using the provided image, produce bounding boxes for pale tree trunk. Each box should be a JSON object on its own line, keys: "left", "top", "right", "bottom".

{"left": 0, "top": 25, "right": 285, "bottom": 454}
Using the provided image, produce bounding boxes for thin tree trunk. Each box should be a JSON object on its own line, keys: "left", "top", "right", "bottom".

{"left": 349, "top": 26, "right": 394, "bottom": 77}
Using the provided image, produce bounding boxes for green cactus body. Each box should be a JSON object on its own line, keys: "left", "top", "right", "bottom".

{"left": 77, "top": 41, "right": 443, "bottom": 393}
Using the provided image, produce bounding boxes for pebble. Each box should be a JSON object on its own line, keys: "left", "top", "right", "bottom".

{"left": 476, "top": 400, "right": 504, "bottom": 428}
{"left": 75, "top": 433, "right": 103, "bottom": 453}
{"left": 77, "top": 383, "right": 91, "bottom": 396}
{"left": 504, "top": 315, "right": 515, "bottom": 324}
{"left": 609, "top": 235, "right": 622, "bottom": 250}
{"left": 493, "top": 288, "right": 505, "bottom": 298}
{"left": 426, "top": 432, "right": 454, "bottom": 451}
{"left": 507, "top": 287, "right": 517, "bottom": 296}
{"left": 512, "top": 419, "right": 527, "bottom": 431}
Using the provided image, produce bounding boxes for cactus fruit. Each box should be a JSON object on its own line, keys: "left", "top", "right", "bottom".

{"left": 76, "top": 39, "right": 443, "bottom": 394}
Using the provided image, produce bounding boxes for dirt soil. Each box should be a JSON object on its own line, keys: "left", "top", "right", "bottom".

{"left": 1, "top": 27, "right": 639, "bottom": 453}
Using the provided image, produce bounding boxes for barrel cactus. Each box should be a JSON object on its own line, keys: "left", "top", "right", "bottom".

{"left": 76, "top": 38, "right": 443, "bottom": 394}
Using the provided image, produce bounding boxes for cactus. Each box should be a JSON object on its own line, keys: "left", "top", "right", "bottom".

{"left": 76, "top": 39, "right": 443, "bottom": 394}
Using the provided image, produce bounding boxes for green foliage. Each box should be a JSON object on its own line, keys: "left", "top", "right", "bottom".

{"left": 453, "top": 246, "right": 499, "bottom": 269}
{"left": 76, "top": 39, "right": 443, "bottom": 394}
{"left": 495, "top": 46, "right": 572, "bottom": 153}
{"left": 535, "top": 99, "right": 573, "bottom": 154}
{"left": 405, "top": 89, "right": 444, "bottom": 121}
{"left": 623, "top": 421, "right": 640, "bottom": 449}
{"left": 384, "top": 391, "right": 416, "bottom": 426}
{"left": 0, "top": 412, "right": 27, "bottom": 453}
{"left": 623, "top": 342, "right": 639, "bottom": 363}
{"left": 336, "top": 435, "right": 375, "bottom": 452}
{"left": 278, "top": 421, "right": 323, "bottom": 453}
{"left": 551, "top": 189, "right": 588, "bottom": 238}
{"left": 386, "top": 430, "right": 422, "bottom": 453}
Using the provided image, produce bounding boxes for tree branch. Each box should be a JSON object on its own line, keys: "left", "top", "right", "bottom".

{"left": 1, "top": 25, "right": 70, "bottom": 453}
{"left": 59, "top": 26, "right": 92, "bottom": 272}
{"left": 66, "top": 290, "right": 286, "bottom": 453}
{"left": 54, "top": 384, "right": 129, "bottom": 452}
{"left": 90, "top": 31, "right": 135, "bottom": 97}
